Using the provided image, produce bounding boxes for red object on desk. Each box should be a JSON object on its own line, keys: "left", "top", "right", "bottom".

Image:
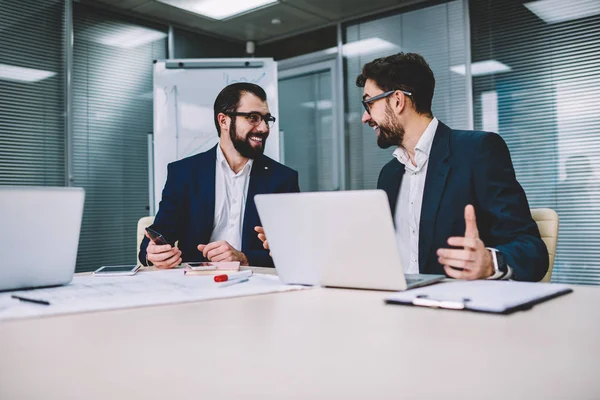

{"left": 214, "top": 270, "right": 253, "bottom": 282}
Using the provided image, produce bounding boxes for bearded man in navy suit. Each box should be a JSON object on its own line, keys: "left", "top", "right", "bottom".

{"left": 358, "top": 53, "right": 547, "bottom": 281}
{"left": 140, "top": 83, "right": 299, "bottom": 268}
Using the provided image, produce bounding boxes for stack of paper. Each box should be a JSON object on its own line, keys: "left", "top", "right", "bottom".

{"left": 0, "top": 270, "right": 309, "bottom": 321}
{"left": 183, "top": 261, "right": 240, "bottom": 276}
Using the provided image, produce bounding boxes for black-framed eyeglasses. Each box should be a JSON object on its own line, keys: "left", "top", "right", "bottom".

{"left": 361, "top": 89, "right": 412, "bottom": 114}
{"left": 226, "top": 111, "right": 276, "bottom": 128}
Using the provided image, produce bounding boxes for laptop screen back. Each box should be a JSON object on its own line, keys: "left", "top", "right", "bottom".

{"left": 255, "top": 190, "right": 408, "bottom": 291}
{"left": 0, "top": 186, "right": 85, "bottom": 291}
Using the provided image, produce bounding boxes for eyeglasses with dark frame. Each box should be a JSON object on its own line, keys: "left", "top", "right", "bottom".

{"left": 361, "top": 89, "right": 413, "bottom": 114}
{"left": 225, "top": 111, "right": 276, "bottom": 128}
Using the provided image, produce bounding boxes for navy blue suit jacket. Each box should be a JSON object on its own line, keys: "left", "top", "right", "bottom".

{"left": 377, "top": 121, "right": 548, "bottom": 282}
{"left": 139, "top": 145, "right": 300, "bottom": 267}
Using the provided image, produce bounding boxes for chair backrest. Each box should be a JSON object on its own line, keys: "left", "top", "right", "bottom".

{"left": 530, "top": 208, "right": 559, "bottom": 282}
{"left": 137, "top": 216, "right": 155, "bottom": 264}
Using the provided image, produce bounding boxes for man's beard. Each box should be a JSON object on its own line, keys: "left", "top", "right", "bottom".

{"left": 376, "top": 104, "right": 404, "bottom": 149}
{"left": 229, "top": 119, "right": 268, "bottom": 159}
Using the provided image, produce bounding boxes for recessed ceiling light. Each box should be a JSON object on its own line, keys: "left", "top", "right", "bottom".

{"left": 157, "top": 0, "right": 279, "bottom": 20}
{"left": 82, "top": 23, "right": 167, "bottom": 49}
{"left": 524, "top": 0, "right": 600, "bottom": 24}
{"left": 0, "top": 63, "right": 56, "bottom": 83}
{"left": 271, "top": 18, "right": 281, "bottom": 25}
{"left": 451, "top": 60, "right": 512, "bottom": 77}
{"left": 325, "top": 38, "right": 399, "bottom": 57}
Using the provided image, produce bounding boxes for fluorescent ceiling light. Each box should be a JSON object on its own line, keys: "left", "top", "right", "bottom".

{"left": 524, "top": 0, "right": 600, "bottom": 24}
{"left": 451, "top": 60, "right": 512, "bottom": 77}
{"left": 301, "top": 100, "right": 332, "bottom": 110}
{"left": 83, "top": 23, "right": 167, "bottom": 48}
{"left": 325, "top": 38, "right": 399, "bottom": 57}
{"left": 0, "top": 63, "right": 56, "bottom": 83}
{"left": 158, "top": 0, "right": 279, "bottom": 20}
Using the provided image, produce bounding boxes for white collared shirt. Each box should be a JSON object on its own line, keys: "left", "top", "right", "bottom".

{"left": 393, "top": 118, "right": 439, "bottom": 274}
{"left": 209, "top": 145, "right": 253, "bottom": 250}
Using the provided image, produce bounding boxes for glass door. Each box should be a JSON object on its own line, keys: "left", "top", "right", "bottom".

{"left": 278, "top": 60, "right": 343, "bottom": 191}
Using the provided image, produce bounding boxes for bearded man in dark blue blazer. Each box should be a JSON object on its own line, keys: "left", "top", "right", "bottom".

{"left": 358, "top": 53, "right": 548, "bottom": 281}
{"left": 139, "top": 83, "right": 299, "bottom": 268}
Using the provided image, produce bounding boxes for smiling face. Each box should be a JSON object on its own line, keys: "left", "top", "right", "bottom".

{"left": 361, "top": 79, "right": 405, "bottom": 149}
{"left": 227, "top": 92, "right": 270, "bottom": 159}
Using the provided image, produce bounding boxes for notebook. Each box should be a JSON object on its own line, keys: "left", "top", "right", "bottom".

{"left": 182, "top": 262, "right": 240, "bottom": 276}
{"left": 385, "top": 280, "right": 573, "bottom": 314}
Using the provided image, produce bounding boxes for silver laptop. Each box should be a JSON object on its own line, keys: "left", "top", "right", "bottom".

{"left": 0, "top": 186, "right": 85, "bottom": 292}
{"left": 254, "top": 190, "right": 445, "bottom": 291}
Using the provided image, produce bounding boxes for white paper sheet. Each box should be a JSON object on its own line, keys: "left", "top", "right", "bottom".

{"left": 0, "top": 271, "right": 309, "bottom": 321}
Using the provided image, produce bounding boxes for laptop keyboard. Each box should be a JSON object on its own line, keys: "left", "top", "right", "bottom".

{"left": 404, "top": 274, "right": 444, "bottom": 288}
{"left": 405, "top": 275, "right": 426, "bottom": 286}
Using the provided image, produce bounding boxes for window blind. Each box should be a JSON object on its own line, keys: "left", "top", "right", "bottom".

{"left": 72, "top": 4, "right": 167, "bottom": 271}
{"left": 471, "top": 0, "right": 600, "bottom": 285}
{"left": 0, "top": 0, "right": 65, "bottom": 186}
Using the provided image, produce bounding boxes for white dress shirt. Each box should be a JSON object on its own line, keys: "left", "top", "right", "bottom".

{"left": 209, "top": 145, "right": 253, "bottom": 251}
{"left": 393, "top": 118, "right": 439, "bottom": 274}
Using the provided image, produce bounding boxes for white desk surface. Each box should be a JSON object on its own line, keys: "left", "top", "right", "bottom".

{"left": 1, "top": 270, "right": 599, "bottom": 399}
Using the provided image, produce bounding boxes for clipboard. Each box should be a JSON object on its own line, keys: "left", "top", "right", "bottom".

{"left": 385, "top": 280, "right": 573, "bottom": 314}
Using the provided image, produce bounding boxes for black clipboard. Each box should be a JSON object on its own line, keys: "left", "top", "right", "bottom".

{"left": 385, "top": 280, "right": 573, "bottom": 315}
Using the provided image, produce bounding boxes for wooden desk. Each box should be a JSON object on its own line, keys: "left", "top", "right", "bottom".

{"left": 0, "top": 280, "right": 598, "bottom": 399}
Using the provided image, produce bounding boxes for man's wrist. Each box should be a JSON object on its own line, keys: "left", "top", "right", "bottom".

{"left": 486, "top": 248, "right": 510, "bottom": 280}
{"left": 240, "top": 252, "right": 249, "bottom": 266}
{"left": 483, "top": 249, "right": 495, "bottom": 278}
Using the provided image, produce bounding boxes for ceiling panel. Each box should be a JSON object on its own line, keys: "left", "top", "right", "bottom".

{"left": 282, "top": 0, "right": 405, "bottom": 21}
{"left": 82, "top": 0, "right": 429, "bottom": 43}
{"left": 89, "top": 0, "right": 152, "bottom": 9}
{"left": 130, "top": 1, "right": 220, "bottom": 31}
{"left": 213, "top": 2, "right": 330, "bottom": 42}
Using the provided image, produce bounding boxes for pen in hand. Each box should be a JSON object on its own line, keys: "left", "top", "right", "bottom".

{"left": 11, "top": 295, "right": 51, "bottom": 306}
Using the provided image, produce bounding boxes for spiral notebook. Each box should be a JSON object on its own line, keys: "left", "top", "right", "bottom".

{"left": 385, "top": 280, "right": 573, "bottom": 314}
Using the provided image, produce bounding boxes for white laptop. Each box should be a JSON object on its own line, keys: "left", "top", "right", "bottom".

{"left": 0, "top": 186, "right": 85, "bottom": 292}
{"left": 254, "top": 190, "right": 445, "bottom": 291}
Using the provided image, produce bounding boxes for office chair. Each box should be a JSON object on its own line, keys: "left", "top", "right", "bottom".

{"left": 530, "top": 208, "right": 559, "bottom": 282}
{"left": 137, "top": 216, "right": 155, "bottom": 264}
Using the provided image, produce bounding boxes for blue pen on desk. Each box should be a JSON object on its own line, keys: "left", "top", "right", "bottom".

{"left": 11, "top": 295, "right": 51, "bottom": 306}
{"left": 219, "top": 278, "right": 250, "bottom": 288}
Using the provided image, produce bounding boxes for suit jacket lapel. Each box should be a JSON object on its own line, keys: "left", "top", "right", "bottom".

{"left": 380, "top": 161, "right": 405, "bottom": 221}
{"left": 242, "top": 155, "right": 271, "bottom": 248}
{"left": 419, "top": 122, "right": 451, "bottom": 272}
{"left": 197, "top": 145, "right": 217, "bottom": 234}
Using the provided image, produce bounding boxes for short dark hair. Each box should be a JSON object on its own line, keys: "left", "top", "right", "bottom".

{"left": 356, "top": 52, "right": 435, "bottom": 116}
{"left": 213, "top": 83, "right": 267, "bottom": 136}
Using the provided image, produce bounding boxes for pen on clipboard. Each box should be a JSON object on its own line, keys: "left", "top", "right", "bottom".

{"left": 11, "top": 295, "right": 51, "bottom": 306}
{"left": 412, "top": 295, "right": 469, "bottom": 310}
